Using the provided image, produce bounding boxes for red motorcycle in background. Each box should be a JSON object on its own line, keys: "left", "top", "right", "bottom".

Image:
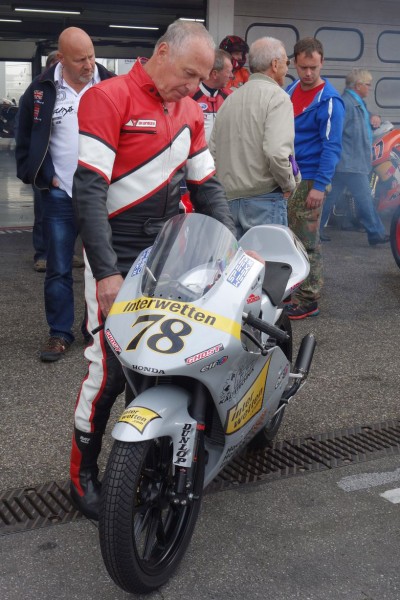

{"left": 371, "top": 123, "right": 400, "bottom": 269}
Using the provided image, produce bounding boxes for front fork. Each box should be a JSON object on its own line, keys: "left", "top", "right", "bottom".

{"left": 172, "top": 381, "right": 207, "bottom": 505}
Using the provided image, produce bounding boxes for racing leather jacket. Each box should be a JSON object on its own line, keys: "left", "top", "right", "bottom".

{"left": 15, "top": 62, "right": 114, "bottom": 190}
{"left": 226, "top": 67, "right": 249, "bottom": 90}
{"left": 191, "top": 83, "right": 232, "bottom": 142}
{"left": 73, "top": 59, "right": 236, "bottom": 280}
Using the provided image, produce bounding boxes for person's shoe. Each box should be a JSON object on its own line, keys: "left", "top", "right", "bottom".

{"left": 40, "top": 336, "right": 70, "bottom": 362}
{"left": 320, "top": 232, "right": 331, "bottom": 242}
{"left": 285, "top": 301, "right": 320, "bottom": 320}
{"left": 70, "top": 473, "right": 101, "bottom": 521}
{"left": 33, "top": 259, "right": 47, "bottom": 272}
{"left": 72, "top": 254, "right": 85, "bottom": 268}
{"left": 368, "top": 234, "right": 390, "bottom": 246}
{"left": 70, "top": 430, "right": 103, "bottom": 521}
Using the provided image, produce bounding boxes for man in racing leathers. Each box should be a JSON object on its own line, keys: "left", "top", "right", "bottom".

{"left": 191, "top": 48, "right": 233, "bottom": 142}
{"left": 70, "top": 20, "right": 236, "bottom": 520}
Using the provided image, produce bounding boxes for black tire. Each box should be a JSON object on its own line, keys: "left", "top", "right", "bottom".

{"left": 99, "top": 436, "right": 204, "bottom": 594}
{"left": 390, "top": 206, "right": 400, "bottom": 269}
{"left": 248, "top": 313, "right": 292, "bottom": 449}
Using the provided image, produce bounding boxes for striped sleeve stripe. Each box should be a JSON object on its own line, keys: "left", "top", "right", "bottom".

{"left": 185, "top": 148, "right": 215, "bottom": 183}
{"left": 78, "top": 132, "right": 116, "bottom": 182}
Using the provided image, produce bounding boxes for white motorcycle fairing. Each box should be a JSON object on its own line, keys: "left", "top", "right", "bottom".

{"left": 105, "top": 213, "right": 310, "bottom": 487}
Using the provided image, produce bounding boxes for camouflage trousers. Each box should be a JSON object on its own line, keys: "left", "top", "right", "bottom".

{"left": 288, "top": 180, "right": 324, "bottom": 304}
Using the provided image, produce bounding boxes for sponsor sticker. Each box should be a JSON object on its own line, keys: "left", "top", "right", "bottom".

{"left": 246, "top": 293, "right": 260, "bottom": 304}
{"left": 109, "top": 296, "right": 241, "bottom": 339}
{"left": 175, "top": 423, "right": 192, "bottom": 464}
{"left": 185, "top": 343, "right": 224, "bottom": 365}
{"left": 225, "top": 357, "right": 271, "bottom": 434}
{"left": 227, "top": 255, "right": 254, "bottom": 288}
{"left": 105, "top": 328, "right": 122, "bottom": 354}
{"left": 131, "top": 247, "right": 151, "bottom": 277}
{"left": 118, "top": 406, "right": 161, "bottom": 433}
{"left": 200, "top": 356, "right": 228, "bottom": 372}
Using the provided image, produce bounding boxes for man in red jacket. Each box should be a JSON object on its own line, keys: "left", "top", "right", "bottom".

{"left": 70, "top": 20, "right": 236, "bottom": 520}
{"left": 191, "top": 48, "right": 233, "bottom": 142}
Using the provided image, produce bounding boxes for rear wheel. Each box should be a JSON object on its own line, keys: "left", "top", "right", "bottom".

{"left": 390, "top": 206, "right": 400, "bottom": 269}
{"left": 99, "top": 436, "right": 204, "bottom": 594}
{"left": 248, "top": 313, "right": 292, "bottom": 449}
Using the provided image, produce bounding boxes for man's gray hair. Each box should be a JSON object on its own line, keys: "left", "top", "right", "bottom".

{"left": 155, "top": 19, "right": 215, "bottom": 54}
{"left": 213, "top": 49, "right": 232, "bottom": 72}
{"left": 345, "top": 68, "right": 372, "bottom": 89}
{"left": 249, "top": 37, "right": 285, "bottom": 74}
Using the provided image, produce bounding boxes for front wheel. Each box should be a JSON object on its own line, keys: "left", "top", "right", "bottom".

{"left": 390, "top": 206, "right": 400, "bottom": 269}
{"left": 248, "top": 313, "right": 292, "bottom": 449}
{"left": 99, "top": 436, "right": 204, "bottom": 594}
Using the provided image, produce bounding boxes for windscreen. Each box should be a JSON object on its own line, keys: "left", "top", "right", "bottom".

{"left": 141, "top": 213, "right": 238, "bottom": 302}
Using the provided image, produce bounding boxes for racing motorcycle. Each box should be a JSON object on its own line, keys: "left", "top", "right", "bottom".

{"left": 98, "top": 213, "right": 316, "bottom": 594}
{"left": 330, "top": 122, "right": 400, "bottom": 228}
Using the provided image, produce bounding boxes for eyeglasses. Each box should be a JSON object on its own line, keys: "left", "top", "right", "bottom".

{"left": 361, "top": 82, "right": 372, "bottom": 87}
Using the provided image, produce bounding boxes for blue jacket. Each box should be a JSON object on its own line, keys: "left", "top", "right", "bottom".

{"left": 15, "top": 62, "right": 114, "bottom": 190}
{"left": 286, "top": 78, "right": 345, "bottom": 192}
{"left": 335, "top": 90, "right": 371, "bottom": 175}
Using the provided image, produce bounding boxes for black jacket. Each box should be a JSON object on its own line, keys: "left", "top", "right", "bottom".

{"left": 15, "top": 62, "right": 114, "bottom": 190}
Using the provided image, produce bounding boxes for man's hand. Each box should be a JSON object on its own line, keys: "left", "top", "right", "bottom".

{"left": 97, "top": 274, "right": 124, "bottom": 318}
{"left": 370, "top": 114, "right": 381, "bottom": 129}
{"left": 306, "top": 188, "right": 325, "bottom": 210}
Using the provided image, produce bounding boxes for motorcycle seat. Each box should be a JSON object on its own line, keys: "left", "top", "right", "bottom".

{"left": 262, "top": 261, "right": 292, "bottom": 306}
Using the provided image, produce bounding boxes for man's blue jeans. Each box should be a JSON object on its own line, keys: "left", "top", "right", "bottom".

{"left": 321, "top": 172, "right": 385, "bottom": 241}
{"left": 33, "top": 186, "right": 47, "bottom": 262}
{"left": 229, "top": 192, "right": 288, "bottom": 239}
{"left": 42, "top": 187, "right": 77, "bottom": 343}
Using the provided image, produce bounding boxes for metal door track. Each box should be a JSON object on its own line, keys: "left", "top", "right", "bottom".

{"left": 1, "top": 419, "right": 399, "bottom": 536}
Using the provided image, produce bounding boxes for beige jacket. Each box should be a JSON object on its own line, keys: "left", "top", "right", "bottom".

{"left": 209, "top": 73, "right": 300, "bottom": 200}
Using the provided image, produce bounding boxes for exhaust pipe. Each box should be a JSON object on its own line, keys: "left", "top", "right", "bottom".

{"left": 281, "top": 333, "right": 317, "bottom": 402}
{"left": 293, "top": 333, "right": 317, "bottom": 377}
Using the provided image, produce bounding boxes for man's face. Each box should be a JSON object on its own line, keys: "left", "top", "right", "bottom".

{"left": 230, "top": 50, "right": 243, "bottom": 61}
{"left": 155, "top": 38, "right": 215, "bottom": 102}
{"left": 294, "top": 51, "right": 324, "bottom": 90}
{"left": 214, "top": 57, "right": 234, "bottom": 88}
{"left": 58, "top": 42, "right": 95, "bottom": 85}
{"left": 355, "top": 79, "right": 372, "bottom": 99}
{"left": 275, "top": 52, "right": 290, "bottom": 87}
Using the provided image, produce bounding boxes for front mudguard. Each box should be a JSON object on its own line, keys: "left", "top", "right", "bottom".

{"left": 112, "top": 384, "right": 197, "bottom": 468}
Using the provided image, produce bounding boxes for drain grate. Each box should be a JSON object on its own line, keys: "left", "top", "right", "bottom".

{"left": 206, "top": 418, "right": 400, "bottom": 493}
{"left": 0, "top": 481, "right": 82, "bottom": 535}
{"left": 1, "top": 419, "right": 400, "bottom": 535}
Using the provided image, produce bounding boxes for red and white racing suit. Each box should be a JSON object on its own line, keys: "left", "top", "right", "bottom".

{"left": 191, "top": 83, "right": 232, "bottom": 142}
{"left": 72, "top": 59, "right": 235, "bottom": 443}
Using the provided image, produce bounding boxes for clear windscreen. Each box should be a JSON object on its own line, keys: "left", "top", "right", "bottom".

{"left": 141, "top": 213, "right": 238, "bottom": 302}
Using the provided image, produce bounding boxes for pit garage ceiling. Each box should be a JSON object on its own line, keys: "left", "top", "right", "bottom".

{"left": 0, "top": 0, "right": 207, "bottom": 60}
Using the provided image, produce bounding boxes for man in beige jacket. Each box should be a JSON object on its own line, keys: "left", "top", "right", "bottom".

{"left": 209, "top": 36, "right": 300, "bottom": 237}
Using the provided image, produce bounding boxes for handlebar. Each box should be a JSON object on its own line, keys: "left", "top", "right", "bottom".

{"left": 242, "top": 312, "right": 290, "bottom": 344}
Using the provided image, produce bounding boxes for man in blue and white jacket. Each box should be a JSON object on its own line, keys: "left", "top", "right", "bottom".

{"left": 285, "top": 37, "right": 344, "bottom": 319}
